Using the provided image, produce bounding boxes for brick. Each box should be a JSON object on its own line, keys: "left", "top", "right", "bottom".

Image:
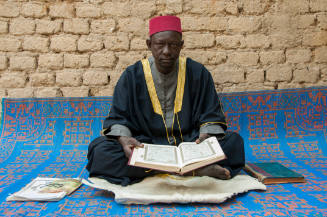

{"left": 39, "top": 54, "right": 63, "bottom": 69}
{"left": 115, "top": 52, "right": 146, "bottom": 72}
{"left": 91, "top": 19, "right": 115, "bottom": 34}
{"left": 103, "top": 2, "right": 131, "bottom": 17}
{"left": 78, "top": 35, "right": 103, "bottom": 52}
{"left": 241, "top": 0, "right": 268, "bottom": 15}
{"left": 265, "top": 15, "right": 292, "bottom": 32}
{"left": 0, "top": 37, "right": 21, "bottom": 52}
{"left": 286, "top": 49, "right": 312, "bottom": 63}
{"left": 10, "top": 56, "right": 36, "bottom": 71}
{"left": 246, "top": 68, "right": 264, "bottom": 83}
{"left": 184, "top": 33, "right": 215, "bottom": 49}
{"left": 216, "top": 35, "right": 244, "bottom": 49}
{"left": 30, "top": 73, "right": 55, "bottom": 86}
{"left": 21, "top": 3, "right": 47, "bottom": 18}
{"left": 23, "top": 36, "right": 49, "bottom": 52}
{"left": 314, "top": 46, "right": 327, "bottom": 63}
{"left": 165, "top": 0, "right": 183, "bottom": 14}
{"left": 228, "top": 52, "right": 259, "bottom": 66}
{"left": 206, "top": 51, "right": 227, "bottom": 65}
{"left": 131, "top": 1, "right": 156, "bottom": 18}
{"left": 295, "top": 15, "right": 315, "bottom": 29}
{"left": 61, "top": 87, "right": 89, "bottom": 97}
{"left": 35, "top": 87, "right": 60, "bottom": 98}
{"left": 228, "top": 17, "right": 261, "bottom": 33}
{"left": 223, "top": 84, "right": 275, "bottom": 92}
{"left": 183, "top": 50, "right": 226, "bottom": 65}
{"left": 51, "top": 35, "right": 78, "bottom": 52}
{"left": 64, "top": 19, "right": 89, "bottom": 34}
{"left": 317, "top": 14, "right": 327, "bottom": 30}
{"left": 90, "top": 52, "right": 116, "bottom": 68}
{"left": 277, "top": 83, "right": 303, "bottom": 90}
{"left": 182, "top": 17, "right": 228, "bottom": 31}
{"left": 0, "top": 73, "right": 26, "bottom": 88}
{"left": 213, "top": 64, "right": 245, "bottom": 83}
{"left": 91, "top": 86, "right": 114, "bottom": 97}
{"left": 64, "top": 54, "right": 89, "bottom": 68}
{"left": 104, "top": 33, "right": 129, "bottom": 51}
{"left": 320, "top": 66, "right": 327, "bottom": 81}
{"left": 0, "top": 56, "right": 7, "bottom": 70}
{"left": 260, "top": 51, "right": 285, "bottom": 65}
{"left": 109, "top": 72, "right": 121, "bottom": 89}
{"left": 303, "top": 31, "right": 327, "bottom": 47}
{"left": 131, "top": 38, "right": 147, "bottom": 50}
{"left": 0, "top": 3, "right": 19, "bottom": 18}
{"left": 0, "top": 21, "right": 8, "bottom": 33}
{"left": 118, "top": 18, "right": 146, "bottom": 36}
{"left": 244, "top": 34, "right": 270, "bottom": 48}
{"left": 10, "top": 18, "right": 35, "bottom": 35}
{"left": 293, "top": 67, "right": 319, "bottom": 83}
{"left": 83, "top": 70, "right": 109, "bottom": 85}
{"left": 49, "top": 3, "right": 74, "bottom": 18}
{"left": 36, "top": 20, "right": 62, "bottom": 34}
{"left": 76, "top": 3, "right": 101, "bottom": 18}
{"left": 271, "top": 33, "right": 300, "bottom": 48}
{"left": 266, "top": 64, "right": 292, "bottom": 82}
{"left": 56, "top": 70, "right": 82, "bottom": 87}
{"left": 7, "top": 88, "right": 34, "bottom": 98}
{"left": 276, "top": 0, "right": 309, "bottom": 14}
{"left": 185, "top": 0, "right": 225, "bottom": 15}
{"left": 310, "top": 0, "right": 327, "bottom": 12}
{"left": 225, "top": 1, "right": 239, "bottom": 15}
{"left": 0, "top": 89, "right": 5, "bottom": 97}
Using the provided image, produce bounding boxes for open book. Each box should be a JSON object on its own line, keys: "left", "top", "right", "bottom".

{"left": 6, "top": 177, "right": 82, "bottom": 201}
{"left": 128, "top": 137, "right": 226, "bottom": 174}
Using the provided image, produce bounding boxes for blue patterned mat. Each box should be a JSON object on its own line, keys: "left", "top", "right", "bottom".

{"left": 0, "top": 87, "right": 326, "bottom": 216}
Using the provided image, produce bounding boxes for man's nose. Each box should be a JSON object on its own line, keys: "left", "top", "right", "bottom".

{"left": 162, "top": 44, "right": 171, "bottom": 55}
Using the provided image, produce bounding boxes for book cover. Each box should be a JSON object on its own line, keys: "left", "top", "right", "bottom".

{"left": 6, "top": 177, "right": 82, "bottom": 201}
{"left": 244, "top": 162, "right": 306, "bottom": 185}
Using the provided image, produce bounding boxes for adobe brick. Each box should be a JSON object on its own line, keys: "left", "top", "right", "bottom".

{"left": 23, "top": 36, "right": 49, "bottom": 52}
{"left": 21, "top": 3, "right": 47, "bottom": 18}
{"left": 76, "top": 3, "right": 101, "bottom": 18}
{"left": 49, "top": 3, "right": 74, "bottom": 18}
{"left": 64, "top": 19, "right": 89, "bottom": 34}
{"left": 10, "top": 18, "right": 35, "bottom": 35}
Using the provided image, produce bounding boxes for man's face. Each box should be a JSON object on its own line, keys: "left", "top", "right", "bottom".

{"left": 146, "top": 31, "right": 183, "bottom": 74}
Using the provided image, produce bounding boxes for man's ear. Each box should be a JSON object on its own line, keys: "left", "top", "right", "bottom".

{"left": 146, "top": 38, "right": 151, "bottom": 50}
{"left": 181, "top": 40, "right": 184, "bottom": 48}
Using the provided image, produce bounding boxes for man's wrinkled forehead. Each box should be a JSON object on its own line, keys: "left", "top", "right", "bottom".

{"left": 150, "top": 30, "right": 182, "bottom": 41}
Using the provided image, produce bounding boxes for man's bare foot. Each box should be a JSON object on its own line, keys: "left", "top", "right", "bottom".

{"left": 194, "top": 164, "right": 231, "bottom": 180}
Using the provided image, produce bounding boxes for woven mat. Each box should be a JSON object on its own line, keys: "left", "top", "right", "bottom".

{"left": 0, "top": 87, "right": 326, "bottom": 216}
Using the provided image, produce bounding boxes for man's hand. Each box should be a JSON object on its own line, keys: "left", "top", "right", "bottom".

{"left": 118, "top": 136, "right": 143, "bottom": 158}
{"left": 195, "top": 133, "right": 210, "bottom": 144}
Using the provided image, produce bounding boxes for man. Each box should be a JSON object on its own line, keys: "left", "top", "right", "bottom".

{"left": 87, "top": 15, "right": 245, "bottom": 186}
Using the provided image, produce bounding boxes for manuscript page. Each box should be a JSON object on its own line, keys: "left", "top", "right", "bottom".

{"left": 179, "top": 137, "right": 225, "bottom": 167}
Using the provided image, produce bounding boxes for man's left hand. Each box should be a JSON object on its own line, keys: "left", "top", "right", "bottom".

{"left": 195, "top": 133, "right": 210, "bottom": 144}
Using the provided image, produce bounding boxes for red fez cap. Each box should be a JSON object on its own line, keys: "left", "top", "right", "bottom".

{"left": 149, "top": 15, "right": 182, "bottom": 36}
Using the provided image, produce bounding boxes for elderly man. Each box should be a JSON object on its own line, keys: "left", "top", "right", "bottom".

{"left": 87, "top": 15, "right": 245, "bottom": 186}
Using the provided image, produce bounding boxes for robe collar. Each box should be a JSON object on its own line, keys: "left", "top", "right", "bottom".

{"left": 142, "top": 57, "right": 186, "bottom": 116}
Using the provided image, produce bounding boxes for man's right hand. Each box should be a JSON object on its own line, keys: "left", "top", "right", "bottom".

{"left": 118, "top": 136, "right": 143, "bottom": 159}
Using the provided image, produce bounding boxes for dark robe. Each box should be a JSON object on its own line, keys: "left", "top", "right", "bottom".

{"left": 86, "top": 57, "right": 245, "bottom": 186}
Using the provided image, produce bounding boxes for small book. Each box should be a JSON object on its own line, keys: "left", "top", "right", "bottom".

{"left": 6, "top": 177, "right": 82, "bottom": 201}
{"left": 244, "top": 162, "right": 306, "bottom": 185}
{"left": 128, "top": 137, "right": 226, "bottom": 175}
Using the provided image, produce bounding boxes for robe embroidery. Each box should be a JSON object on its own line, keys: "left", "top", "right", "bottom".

{"left": 142, "top": 57, "right": 186, "bottom": 144}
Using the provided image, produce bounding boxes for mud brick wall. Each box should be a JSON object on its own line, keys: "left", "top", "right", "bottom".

{"left": 0, "top": 0, "right": 326, "bottom": 98}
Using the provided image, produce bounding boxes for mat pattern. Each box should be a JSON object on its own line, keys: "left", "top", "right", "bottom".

{"left": 0, "top": 87, "right": 326, "bottom": 216}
